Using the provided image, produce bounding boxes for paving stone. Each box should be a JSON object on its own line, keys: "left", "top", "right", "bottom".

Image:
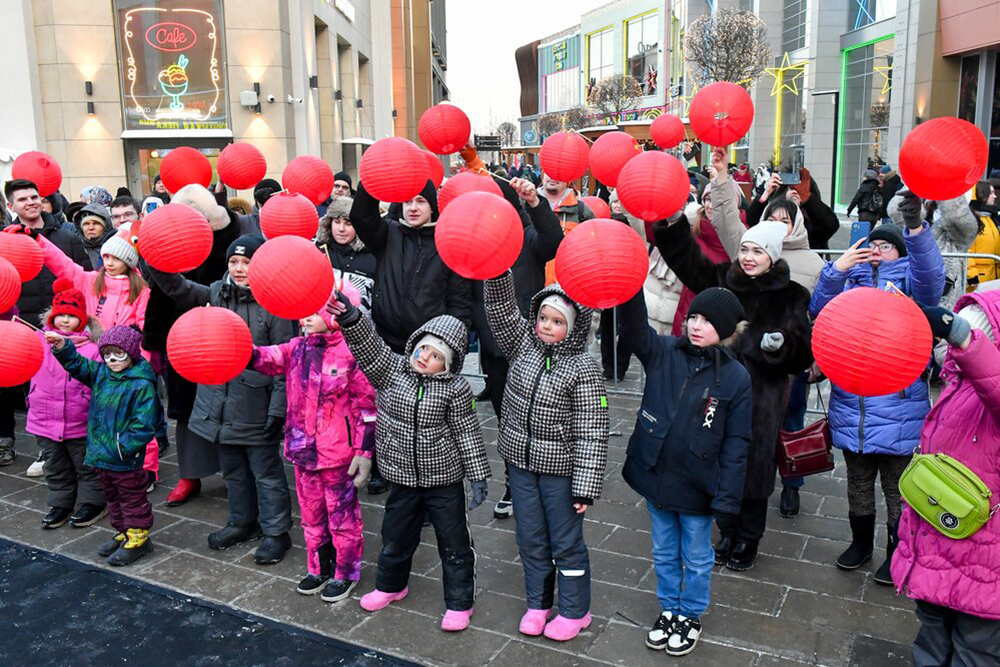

{"left": 711, "top": 572, "right": 786, "bottom": 615}
{"left": 582, "top": 518, "right": 615, "bottom": 547}
{"left": 488, "top": 638, "right": 608, "bottom": 667}
{"left": 589, "top": 549, "right": 651, "bottom": 587}
{"left": 471, "top": 523, "right": 520, "bottom": 563}
{"left": 0, "top": 473, "right": 43, "bottom": 499}
{"left": 140, "top": 551, "right": 273, "bottom": 605}
{"left": 740, "top": 553, "right": 865, "bottom": 600}
{"left": 801, "top": 536, "right": 876, "bottom": 570}
{"left": 861, "top": 579, "right": 916, "bottom": 611}
{"left": 56, "top": 525, "right": 180, "bottom": 574}
{"left": 0, "top": 508, "right": 98, "bottom": 551}
{"left": 236, "top": 544, "right": 311, "bottom": 582}
{"left": 777, "top": 512, "right": 853, "bottom": 542}
{"left": 584, "top": 500, "right": 650, "bottom": 531}
{"left": 233, "top": 577, "right": 375, "bottom": 636}
{"left": 155, "top": 493, "right": 232, "bottom": 527}
{"left": 755, "top": 529, "right": 807, "bottom": 560}
{"left": 598, "top": 480, "right": 643, "bottom": 506}
{"left": 586, "top": 620, "right": 759, "bottom": 666}
{"left": 471, "top": 557, "right": 525, "bottom": 599}
{"left": 847, "top": 634, "right": 914, "bottom": 667}
{"left": 779, "top": 590, "right": 919, "bottom": 644}
{"left": 755, "top": 656, "right": 815, "bottom": 666}
{"left": 594, "top": 526, "right": 652, "bottom": 560}
{"left": 589, "top": 580, "right": 660, "bottom": 625}
{"left": 1, "top": 483, "right": 52, "bottom": 512}
{"left": 151, "top": 518, "right": 260, "bottom": 563}
{"left": 768, "top": 490, "right": 823, "bottom": 516}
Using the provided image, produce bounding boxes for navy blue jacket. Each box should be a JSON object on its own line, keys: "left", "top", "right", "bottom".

{"left": 619, "top": 290, "right": 753, "bottom": 516}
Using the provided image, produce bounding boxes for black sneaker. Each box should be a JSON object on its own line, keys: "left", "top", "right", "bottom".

{"left": 320, "top": 579, "right": 357, "bottom": 603}
{"left": 493, "top": 487, "right": 513, "bottom": 519}
{"left": 296, "top": 573, "right": 330, "bottom": 595}
{"left": 645, "top": 611, "right": 675, "bottom": 650}
{"left": 0, "top": 438, "right": 15, "bottom": 467}
{"left": 98, "top": 532, "right": 126, "bottom": 557}
{"left": 208, "top": 523, "right": 263, "bottom": 550}
{"left": 42, "top": 507, "right": 73, "bottom": 530}
{"left": 713, "top": 535, "right": 734, "bottom": 565}
{"left": 665, "top": 616, "right": 702, "bottom": 656}
{"left": 779, "top": 487, "right": 800, "bottom": 518}
{"left": 254, "top": 532, "right": 292, "bottom": 564}
{"left": 726, "top": 541, "right": 758, "bottom": 572}
{"left": 69, "top": 504, "right": 107, "bottom": 528}
{"left": 367, "top": 474, "right": 389, "bottom": 495}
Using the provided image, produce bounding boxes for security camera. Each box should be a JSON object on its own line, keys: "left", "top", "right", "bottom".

{"left": 266, "top": 94, "right": 276, "bottom": 103}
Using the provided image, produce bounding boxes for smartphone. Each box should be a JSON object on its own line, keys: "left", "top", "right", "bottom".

{"left": 779, "top": 172, "right": 801, "bottom": 185}
{"left": 850, "top": 221, "right": 872, "bottom": 247}
{"left": 143, "top": 200, "right": 159, "bottom": 215}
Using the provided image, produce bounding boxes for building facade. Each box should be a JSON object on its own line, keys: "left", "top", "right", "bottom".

{"left": 0, "top": 0, "right": 448, "bottom": 201}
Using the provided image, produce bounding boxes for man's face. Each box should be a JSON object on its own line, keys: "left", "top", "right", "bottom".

{"left": 154, "top": 180, "right": 167, "bottom": 194}
{"left": 404, "top": 196, "right": 432, "bottom": 228}
{"left": 110, "top": 205, "right": 138, "bottom": 229}
{"left": 542, "top": 175, "right": 567, "bottom": 198}
{"left": 332, "top": 180, "right": 351, "bottom": 198}
{"left": 8, "top": 188, "right": 42, "bottom": 223}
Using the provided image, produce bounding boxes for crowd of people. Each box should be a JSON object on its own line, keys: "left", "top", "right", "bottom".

{"left": 0, "top": 139, "right": 998, "bottom": 662}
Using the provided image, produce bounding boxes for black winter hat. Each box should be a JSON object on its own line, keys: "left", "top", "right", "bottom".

{"left": 334, "top": 171, "right": 353, "bottom": 188}
{"left": 227, "top": 234, "right": 265, "bottom": 260}
{"left": 869, "top": 224, "right": 907, "bottom": 257}
{"left": 253, "top": 178, "right": 282, "bottom": 206}
{"left": 688, "top": 287, "right": 745, "bottom": 340}
{"left": 418, "top": 179, "right": 440, "bottom": 222}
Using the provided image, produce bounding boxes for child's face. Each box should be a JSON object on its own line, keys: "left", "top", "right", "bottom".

{"left": 102, "top": 255, "right": 128, "bottom": 276}
{"left": 53, "top": 314, "right": 82, "bottom": 334}
{"left": 536, "top": 305, "right": 568, "bottom": 345}
{"left": 411, "top": 345, "right": 446, "bottom": 375}
{"left": 686, "top": 314, "right": 721, "bottom": 348}
{"left": 300, "top": 314, "right": 330, "bottom": 335}
{"left": 102, "top": 346, "right": 133, "bottom": 373}
{"left": 228, "top": 256, "right": 251, "bottom": 286}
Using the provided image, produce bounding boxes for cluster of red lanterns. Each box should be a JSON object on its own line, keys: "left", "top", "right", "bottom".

{"left": 615, "top": 151, "right": 690, "bottom": 222}
{"left": 12, "top": 151, "right": 62, "bottom": 197}
{"left": 359, "top": 137, "right": 430, "bottom": 203}
{"left": 589, "top": 132, "right": 641, "bottom": 188}
{"left": 159, "top": 147, "right": 213, "bottom": 193}
{"left": 168, "top": 307, "right": 253, "bottom": 385}
{"left": 437, "top": 171, "right": 502, "bottom": 213}
{"left": 283, "top": 155, "right": 334, "bottom": 206}
{"left": 555, "top": 219, "right": 648, "bottom": 309}
{"left": 248, "top": 235, "right": 334, "bottom": 320}
{"left": 260, "top": 191, "right": 319, "bottom": 240}
{"left": 137, "top": 204, "right": 213, "bottom": 273}
{"left": 217, "top": 143, "right": 267, "bottom": 190}
{"left": 436, "top": 192, "right": 524, "bottom": 280}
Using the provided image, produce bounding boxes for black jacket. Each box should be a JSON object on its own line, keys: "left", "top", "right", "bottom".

{"left": 747, "top": 178, "right": 840, "bottom": 250}
{"left": 878, "top": 174, "right": 902, "bottom": 219}
{"left": 618, "top": 289, "right": 752, "bottom": 516}
{"left": 350, "top": 182, "right": 472, "bottom": 354}
{"left": 7, "top": 212, "right": 92, "bottom": 325}
{"left": 315, "top": 222, "right": 378, "bottom": 314}
{"left": 848, "top": 179, "right": 882, "bottom": 219}
{"left": 655, "top": 219, "right": 813, "bottom": 500}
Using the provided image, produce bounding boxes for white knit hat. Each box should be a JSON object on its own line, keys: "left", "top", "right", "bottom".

{"left": 957, "top": 303, "right": 994, "bottom": 342}
{"left": 540, "top": 294, "right": 577, "bottom": 335}
{"left": 100, "top": 230, "right": 139, "bottom": 269}
{"left": 413, "top": 333, "right": 454, "bottom": 373}
{"left": 740, "top": 221, "right": 787, "bottom": 264}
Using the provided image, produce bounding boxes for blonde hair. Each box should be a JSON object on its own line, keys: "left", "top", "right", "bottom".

{"left": 94, "top": 267, "right": 146, "bottom": 304}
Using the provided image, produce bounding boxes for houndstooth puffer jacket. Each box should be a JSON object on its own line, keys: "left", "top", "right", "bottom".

{"left": 484, "top": 271, "right": 609, "bottom": 500}
{"left": 340, "top": 312, "right": 491, "bottom": 488}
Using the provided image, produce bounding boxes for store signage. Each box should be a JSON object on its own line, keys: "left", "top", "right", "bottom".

{"left": 114, "top": 0, "right": 228, "bottom": 132}
{"left": 552, "top": 41, "right": 568, "bottom": 71}
{"left": 475, "top": 135, "right": 502, "bottom": 151}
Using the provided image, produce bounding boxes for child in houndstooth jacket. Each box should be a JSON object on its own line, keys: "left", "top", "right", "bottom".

{"left": 327, "top": 290, "right": 491, "bottom": 633}
{"left": 484, "top": 270, "right": 610, "bottom": 642}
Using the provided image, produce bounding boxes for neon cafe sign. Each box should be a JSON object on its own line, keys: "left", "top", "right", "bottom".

{"left": 116, "top": 2, "right": 228, "bottom": 131}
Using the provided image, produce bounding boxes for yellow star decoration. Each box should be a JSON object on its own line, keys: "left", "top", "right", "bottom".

{"left": 765, "top": 53, "right": 806, "bottom": 96}
{"left": 874, "top": 65, "right": 893, "bottom": 95}
{"left": 677, "top": 82, "right": 700, "bottom": 117}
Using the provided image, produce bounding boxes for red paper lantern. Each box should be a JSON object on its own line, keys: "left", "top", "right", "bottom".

{"left": 589, "top": 132, "right": 641, "bottom": 188}
{"left": 689, "top": 82, "right": 755, "bottom": 147}
{"left": 248, "top": 236, "right": 334, "bottom": 320}
{"left": 615, "top": 151, "right": 690, "bottom": 221}
{"left": 539, "top": 132, "right": 590, "bottom": 183}
{"left": 436, "top": 192, "right": 524, "bottom": 280}
{"left": 899, "top": 117, "right": 988, "bottom": 201}
{"left": 0, "top": 233, "right": 44, "bottom": 282}
{"left": 437, "top": 171, "right": 503, "bottom": 213}
{"left": 555, "top": 219, "right": 648, "bottom": 309}
{"left": 813, "top": 288, "right": 933, "bottom": 397}
{"left": 0, "top": 257, "right": 20, "bottom": 312}
{"left": 12, "top": 151, "right": 62, "bottom": 197}
{"left": 167, "top": 307, "right": 253, "bottom": 385}
{"left": 159, "top": 147, "right": 213, "bottom": 193}
{"left": 581, "top": 196, "right": 611, "bottom": 219}
{"left": 418, "top": 104, "right": 472, "bottom": 155}
{"left": 260, "top": 191, "right": 319, "bottom": 239}
{"left": 650, "top": 114, "right": 685, "bottom": 149}
{"left": 425, "top": 151, "right": 445, "bottom": 189}
{"left": 359, "top": 137, "right": 431, "bottom": 203}
{"left": 283, "top": 155, "right": 334, "bottom": 206}
{"left": 137, "top": 203, "right": 213, "bottom": 273}
{"left": 217, "top": 143, "right": 267, "bottom": 190}
{"left": 0, "top": 321, "right": 43, "bottom": 387}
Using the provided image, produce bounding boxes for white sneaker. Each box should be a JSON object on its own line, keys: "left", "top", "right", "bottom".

{"left": 645, "top": 611, "right": 675, "bottom": 650}
{"left": 26, "top": 452, "right": 45, "bottom": 478}
{"left": 665, "top": 615, "right": 702, "bottom": 657}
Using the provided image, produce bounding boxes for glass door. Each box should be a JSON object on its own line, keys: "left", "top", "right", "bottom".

{"left": 123, "top": 139, "right": 228, "bottom": 199}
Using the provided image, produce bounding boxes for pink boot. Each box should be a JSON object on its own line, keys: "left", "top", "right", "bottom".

{"left": 543, "top": 613, "right": 592, "bottom": 641}
{"left": 519, "top": 608, "right": 552, "bottom": 636}
{"left": 441, "top": 608, "right": 473, "bottom": 632}
{"left": 359, "top": 587, "right": 408, "bottom": 612}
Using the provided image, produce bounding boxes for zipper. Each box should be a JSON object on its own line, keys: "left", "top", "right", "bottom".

{"left": 524, "top": 353, "right": 551, "bottom": 469}
{"left": 115, "top": 431, "right": 124, "bottom": 460}
{"left": 858, "top": 396, "right": 866, "bottom": 454}
{"left": 412, "top": 378, "right": 424, "bottom": 484}
{"left": 344, "top": 416, "right": 352, "bottom": 451}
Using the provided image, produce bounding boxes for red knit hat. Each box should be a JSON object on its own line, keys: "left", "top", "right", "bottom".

{"left": 48, "top": 277, "right": 88, "bottom": 332}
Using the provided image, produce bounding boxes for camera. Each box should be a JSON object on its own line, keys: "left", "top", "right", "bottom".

{"left": 266, "top": 94, "right": 276, "bottom": 103}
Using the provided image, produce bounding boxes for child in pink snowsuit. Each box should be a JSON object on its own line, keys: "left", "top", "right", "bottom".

{"left": 250, "top": 283, "right": 376, "bottom": 603}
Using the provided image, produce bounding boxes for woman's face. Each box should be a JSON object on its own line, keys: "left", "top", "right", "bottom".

{"left": 80, "top": 218, "right": 106, "bottom": 240}
{"left": 989, "top": 187, "right": 997, "bottom": 206}
{"left": 702, "top": 194, "right": 713, "bottom": 219}
{"left": 738, "top": 243, "right": 772, "bottom": 277}
{"left": 610, "top": 198, "right": 623, "bottom": 215}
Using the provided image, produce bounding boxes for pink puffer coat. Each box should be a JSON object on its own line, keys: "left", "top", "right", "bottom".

{"left": 251, "top": 330, "right": 376, "bottom": 471}
{"left": 892, "top": 290, "right": 1000, "bottom": 619}
{"left": 26, "top": 321, "right": 102, "bottom": 442}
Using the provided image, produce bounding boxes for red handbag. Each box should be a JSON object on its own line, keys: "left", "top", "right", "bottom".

{"left": 777, "top": 391, "right": 834, "bottom": 478}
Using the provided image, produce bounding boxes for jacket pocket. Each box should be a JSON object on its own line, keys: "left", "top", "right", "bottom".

{"left": 627, "top": 408, "right": 670, "bottom": 468}
{"left": 689, "top": 398, "right": 728, "bottom": 462}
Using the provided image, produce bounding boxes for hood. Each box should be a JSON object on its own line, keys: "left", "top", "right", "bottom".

{"left": 80, "top": 225, "right": 116, "bottom": 249}
{"left": 40, "top": 312, "right": 103, "bottom": 343}
{"left": 402, "top": 314, "right": 469, "bottom": 379}
{"left": 955, "top": 289, "right": 1000, "bottom": 347}
{"left": 528, "top": 283, "right": 594, "bottom": 355}
{"left": 782, "top": 205, "right": 809, "bottom": 250}
{"left": 79, "top": 203, "right": 112, "bottom": 229}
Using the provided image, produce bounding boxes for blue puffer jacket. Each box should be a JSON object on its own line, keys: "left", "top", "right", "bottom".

{"left": 809, "top": 223, "right": 945, "bottom": 455}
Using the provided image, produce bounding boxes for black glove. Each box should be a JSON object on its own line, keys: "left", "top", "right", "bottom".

{"left": 2, "top": 223, "right": 37, "bottom": 240}
{"left": 897, "top": 189, "right": 923, "bottom": 230}
{"left": 921, "top": 306, "right": 972, "bottom": 346}
{"left": 714, "top": 511, "right": 738, "bottom": 534}
{"left": 264, "top": 416, "right": 284, "bottom": 440}
{"left": 327, "top": 290, "right": 361, "bottom": 327}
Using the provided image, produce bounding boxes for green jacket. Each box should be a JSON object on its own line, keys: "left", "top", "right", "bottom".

{"left": 54, "top": 340, "right": 160, "bottom": 472}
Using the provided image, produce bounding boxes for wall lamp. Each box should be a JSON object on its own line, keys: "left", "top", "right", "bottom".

{"left": 309, "top": 75, "right": 319, "bottom": 89}
{"left": 85, "top": 81, "right": 95, "bottom": 116}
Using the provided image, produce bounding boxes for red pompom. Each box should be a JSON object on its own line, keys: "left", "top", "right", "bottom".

{"left": 0, "top": 321, "right": 43, "bottom": 387}
{"left": 0, "top": 257, "right": 20, "bottom": 312}
{"left": 167, "top": 307, "right": 253, "bottom": 385}
{"left": 248, "top": 236, "right": 335, "bottom": 320}
{"left": 259, "top": 191, "right": 319, "bottom": 240}
{"left": 12, "top": 152, "right": 62, "bottom": 197}
{"left": 359, "top": 137, "right": 431, "bottom": 203}
{"left": 53, "top": 277, "right": 76, "bottom": 294}
{"left": 217, "top": 143, "right": 267, "bottom": 190}
{"left": 581, "top": 196, "right": 611, "bottom": 219}
{"left": 555, "top": 219, "right": 649, "bottom": 309}
{"left": 589, "top": 132, "right": 641, "bottom": 188}
{"left": 159, "top": 147, "right": 213, "bottom": 193}
{"left": 615, "top": 151, "right": 690, "bottom": 221}
{"left": 689, "top": 82, "right": 755, "bottom": 147}
{"left": 899, "top": 117, "right": 988, "bottom": 201}
{"left": 436, "top": 192, "right": 524, "bottom": 280}
{"left": 0, "top": 233, "right": 44, "bottom": 282}
{"left": 283, "top": 156, "right": 334, "bottom": 206}
{"left": 437, "top": 171, "right": 503, "bottom": 213}
{"left": 539, "top": 132, "right": 590, "bottom": 183}
{"left": 418, "top": 104, "right": 472, "bottom": 155}
{"left": 650, "top": 114, "right": 685, "bottom": 149}
{"left": 137, "top": 204, "right": 213, "bottom": 273}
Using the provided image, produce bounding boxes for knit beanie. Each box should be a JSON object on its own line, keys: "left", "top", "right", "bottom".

{"left": 864, "top": 169, "right": 878, "bottom": 181}
{"left": 47, "top": 277, "right": 87, "bottom": 332}
{"left": 98, "top": 325, "right": 143, "bottom": 362}
{"left": 413, "top": 333, "right": 454, "bottom": 373}
{"left": 334, "top": 171, "right": 353, "bottom": 189}
{"left": 318, "top": 281, "right": 361, "bottom": 331}
{"left": 869, "top": 224, "right": 908, "bottom": 257}
{"left": 227, "top": 234, "right": 265, "bottom": 261}
{"left": 100, "top": 229, "right": 140, "bottom": 268}
{"left": 253, "top": 178, "right": 282, "bottom": 207}
{"left": 740, "top": 220, "right": 787, "bottom": 264}
{"left": 956, "top": 303, "right": 994, "bottom": 342}
{"left": 539, "top": 293, "right": 577, "bottom": 336}
{"left": 880, "top": 165, "right": 892, "bottom": 175}
{"left": 688, "top": 287, "right": 745, "bottom": 340}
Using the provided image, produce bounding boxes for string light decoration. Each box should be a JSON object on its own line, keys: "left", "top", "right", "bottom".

{"left": 684, "top": 8, "right": 771, "bottom": 88}
{"left": 765, "top": 53, "right": 807, "bottom": 165}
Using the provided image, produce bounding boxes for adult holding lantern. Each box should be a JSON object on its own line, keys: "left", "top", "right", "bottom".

{"left": 809, "top": 189, "right": 945, "bottom": 586}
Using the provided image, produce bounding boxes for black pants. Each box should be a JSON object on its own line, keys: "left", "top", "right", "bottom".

{"left": 37, "top": 437, "right": 104, "bottom": 509}
{"left": 0, "top": 384, "right": 27, "bottom": 439}
{"left": 377, "top": 481, "right": 475, "bottom": 611}
{"left": 843, "top": 449, "right": 911, "bottom": 524}
{"left": 599, "top": 308, "right": 631, "bottom": 379}
{"left": 733, "top": 497, "right": 769, "bottom": 544}
{"left": 217, "top": 444, "right": 292, "bottom": 537}
{"left": 914, "top": 600, "right": 1000, "bottom": 666}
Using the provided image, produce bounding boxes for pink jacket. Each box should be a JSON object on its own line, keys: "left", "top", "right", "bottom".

{"left": 38, "top": 234, "right": 149, "bottom": 332}
{"left": 892, "top": 290, "right": 1000, "bottom": 619}
{"left": 26, "top": 324, "right": 102, "bottom": 442}
{"left": 251, "top": 331, "right": 376, "bottom": 471}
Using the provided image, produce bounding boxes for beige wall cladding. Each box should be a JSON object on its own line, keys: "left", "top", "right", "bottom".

{"left": 31, "top": 0, "right": 54, "bottom": 26}
{"left": 37, "top": 64, "right": 62, "bottom": 105}
{"left": 224, "top": 0, "right": 283, "bottom": 31}
{"left": 65, "top": 139, "right": 126, "bottom": 178}
{"left": 62, "top": 103, "right": 121, "bottom": 142}
{"left": 54, "top": 25, "right": 118, "bottom": 69}
{"left": 57, "top": 64, "right": 119, "bottom": 103}
{"left": 50, "top": 0, "right": 113, "bottom": 26}
{"left": 41, "top": 104, "right": 65, "bottom": 143}
{"left": 227, "top": 28, "right": 287, "bottom": 79}
{"left": 33, "top": 25, "right": 57, "bottom": 65}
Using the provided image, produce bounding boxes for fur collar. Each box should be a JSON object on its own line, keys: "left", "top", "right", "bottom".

{"left": 724, "top": 259, "right": 791, "bottom": 293}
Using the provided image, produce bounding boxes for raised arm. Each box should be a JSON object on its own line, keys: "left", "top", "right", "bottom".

{"left": 483, "top": 270, "right": 532, "bottom": 360}
{"left": 147, "top": 267, "right": 212, "bottom": 313}
{"left": 338, "top": 308, "right": 403, "bottom": 392}
{"left": 524, "top": 197, "right": 564, "bottom": 265}
{"left": 709, "top": 179, "right": 745, "bottom": 260}
{"left": 249, "top": 340, "right": 298, "bottom": 376}
{"left": 448, "top": 380, "right": 492, "bottom": 482}
{"left": 904, "top": 222, "right": 946, "bottom": 307}
{"left": 616, "top": 282, "right": 659, "bottom": 367}
{"left": 568, "top": 363, "right": 610, "bottom": 502}
{"left": 37, "top": 234, "right": 92, "bottom": 290}
{"left": 52, "top": 339, "right": 100, "bottom": 387}
{"left": 652, "top": 217, "right": 723, "bottom": 295}
{"left": 349, "top": 182, "right": 389, "bottom": 255}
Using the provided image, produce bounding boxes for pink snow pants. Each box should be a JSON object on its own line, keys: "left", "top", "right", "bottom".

{"left": 295, "top": 465, "right": 364, "bottom": 580}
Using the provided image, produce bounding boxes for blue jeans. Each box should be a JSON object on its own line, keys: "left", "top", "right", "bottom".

{"left": 782, "top": 373, "right": 808, "bottom": 491}
{"left": 646, "top": 501, "right": 714, "bottom": 618}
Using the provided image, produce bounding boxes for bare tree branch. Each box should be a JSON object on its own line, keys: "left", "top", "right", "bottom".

{"left": 587, "top": 74, "right": 644, "bottom": 122}
{"left": 685, "top": 8, "right": 772, "bottom": 87}
{"left": 496, "top": 121, "right": 517, "bottom": 147}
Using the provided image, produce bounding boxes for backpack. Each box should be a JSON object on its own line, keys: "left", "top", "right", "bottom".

{"left": 860, "top": 185, "right": 883, "bottom": 213}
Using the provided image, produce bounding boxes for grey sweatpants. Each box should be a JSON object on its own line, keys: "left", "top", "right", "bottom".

{"left": 37, "top": 436, "right": 104, "bottom": 509}
{"left": 843, "top": 449, "right": 911, "bottom": 524}
{"left": 218, "top": 443, "right": 292, "bottom": 536}
{"left": 914, "top": 600, "right": 1000, "bottom": 667}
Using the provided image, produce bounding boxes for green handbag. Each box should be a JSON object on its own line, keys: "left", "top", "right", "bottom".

{"left": 899, "top": 453, "right": 999, "bottom": 540}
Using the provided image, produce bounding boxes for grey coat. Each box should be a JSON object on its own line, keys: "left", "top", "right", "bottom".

{"left": 150, "top": 270, "right": 294, "bottom": 446}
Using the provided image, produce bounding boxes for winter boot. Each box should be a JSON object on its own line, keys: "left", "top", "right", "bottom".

{"left": 297, "top": 542, "right": 334, "bottom": 594}
{"left": 873, "top": 521, "right": 899, "bottom": 586}
{"left": 108, "top": 528, "right": 152, "bottom": 566}
{"left": 836, "top": 514, "right": 876, "bottom": 570}
{"left": 779, "top": 487, "right": 800, "bottom": 518}
{"left": 165, "top": 478, "right": 201, "bottom": 506}
{"left": 518, "top": 608, "right": 552, "bottom": 636}
{"left": 69, "top": 504, "right": 107, "bottom": 528}
{"left": 726, "top": 541, "right": 758, "bottom": 572}
{"left": 321, "top": 579, "right": 358, "bottom": 603}
{"left": 208, "top": 522, "right": 263, "bottom": 550}
{"left": 255, "top": 532, "right": 292, "bottom": 564}
{"left": 441, "top": 609, "right": 474, "bottom": 632}
{"left": 493, "top": 486, "right": 513, "bottom": 519}
{"left": 97, "top": 532, "right": 126, "bottom": 557}
{"left": 41, "top": 506, "right": 73, "bottom": 529}
{"left": 0, "top": 438, "right": 15, "bottom": 467}
{"left": 543, "top": 613, "right": 592, "bottom": 641}
{"left": 714, "top": 535, "right": 735, "bottom": 566}
{"left": 359, "top": 587, "right": 408, "bottom": 611}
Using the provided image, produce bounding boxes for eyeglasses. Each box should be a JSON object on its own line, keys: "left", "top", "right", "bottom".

{"left": 868, "top": 242, "right": 896, "bottom": 253}
{"left": 111, "top": 211, "right": 138, "bottom": 221}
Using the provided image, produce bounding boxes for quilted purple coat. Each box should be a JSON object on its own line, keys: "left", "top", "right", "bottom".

{"left": 892, "top": 290, "right": 1000, "bottom": 619}
{"left": 26, "top": 322, "right": 102, "bottom": 442}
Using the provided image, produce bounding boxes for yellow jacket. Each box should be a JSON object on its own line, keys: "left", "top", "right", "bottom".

{"left": 967, "top": 208, "right": 1000, "bottom": 291}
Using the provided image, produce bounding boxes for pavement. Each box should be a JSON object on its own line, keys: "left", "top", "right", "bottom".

{"left": 0, "top": 365, "right": 920, "bottom": 667}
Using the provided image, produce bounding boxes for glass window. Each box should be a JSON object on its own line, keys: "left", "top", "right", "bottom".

{"left": 667, "top": 3, "right": 687, "bottom": 110}
{"left": 626, "top": 12, "right": 658, "bottom": 96}
{"left": 543, "top": 67, "right": 579, "bottom": 114}
{"left": 782, "top": 0, "right": 807, "bottom": 53}
{"left": 958, "top": 54, "right": 981, "bottom": 124}
{"left": 587, "top": 28, "right": 613, "bottom": 89}
{"left": 989, "top": 56, "right": 1000, "bottom": 178}
{"left": 838, "top": 37, "right": 894, "bottom": 207}
{"left": 849, "top": 0, "right": 894, "bottom": 31}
